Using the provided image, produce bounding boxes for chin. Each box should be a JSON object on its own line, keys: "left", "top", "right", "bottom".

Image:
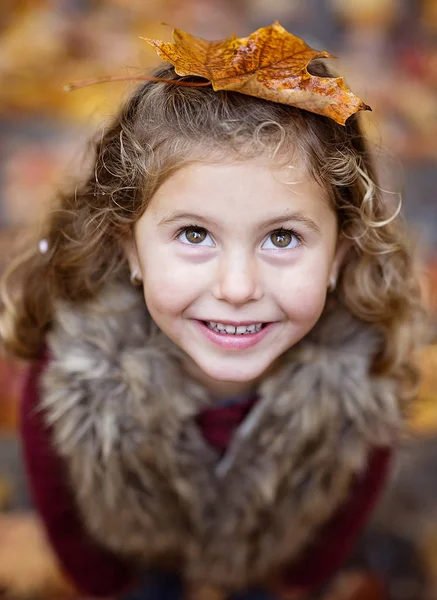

{"left": 196, "top": 359, "right": 271, "bottom": 384}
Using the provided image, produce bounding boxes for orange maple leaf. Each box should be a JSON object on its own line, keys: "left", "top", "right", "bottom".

{"left": 143, "top": 22, "right": 371, "bottom": 126}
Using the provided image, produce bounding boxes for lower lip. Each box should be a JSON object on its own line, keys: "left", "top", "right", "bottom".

{"left": 194, "top": 320, "right": 275, "bottom": 350}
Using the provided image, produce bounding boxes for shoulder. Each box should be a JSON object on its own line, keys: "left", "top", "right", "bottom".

{"left": 20, "top": 350, "right": 50, "bottom": 451}
{"left": 278, "top": 446, "right": 393, "bottom": 591}
{"left": 320, "top": 446, "right": 393, "bottom": 557}
{"left": 19, "top": 350, "right": 136, "bottom": 596}
{"left": 326, "top": 446, "right": 393, "bottom": 541}
{"left": 19, "top": 349, "right": 71, "bottom": 521}
{"left": 312, "top": 445, "right": 393, "bottom": 562}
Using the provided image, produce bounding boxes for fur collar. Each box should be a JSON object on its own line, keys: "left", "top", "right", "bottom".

{"left": 40, "top": 283, "right": 401, "bottom": 591}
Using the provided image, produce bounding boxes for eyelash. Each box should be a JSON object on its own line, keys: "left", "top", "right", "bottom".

{"left": 174, "top": 224, "right": 303, "bottom": 248}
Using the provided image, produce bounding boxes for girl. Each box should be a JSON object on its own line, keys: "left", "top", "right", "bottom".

{"left": 0, "top": 36, "right": 425, "bottom": 600}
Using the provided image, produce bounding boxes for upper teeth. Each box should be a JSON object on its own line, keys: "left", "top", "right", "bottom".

{"left": 206, "top": 322, "right": 263, "bottom": 334}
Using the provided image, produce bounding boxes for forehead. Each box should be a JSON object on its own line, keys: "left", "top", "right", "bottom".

{"left": 147, "top": 159, "right": 333, "bottom": 222}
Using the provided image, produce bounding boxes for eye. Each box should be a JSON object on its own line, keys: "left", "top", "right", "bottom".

{"left": 177, "top": 226, "right": 215, "bottom": 246}
{"left": 262, "top": 229, "right": 301, "bottom": 250}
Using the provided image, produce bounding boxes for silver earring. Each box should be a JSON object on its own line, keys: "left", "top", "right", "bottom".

{"left": 130, "top": 270, "right": 142, "bottom": 286}
{"left": 328, "top": 276, "right": 337, "bottom": 292}
{"left": 38, "top": 239, "right": 49, "bottom": 254}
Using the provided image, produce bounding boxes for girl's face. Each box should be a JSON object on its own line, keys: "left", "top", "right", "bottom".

{"left": 126, "top": 159, "right": 347, "bottom": 398}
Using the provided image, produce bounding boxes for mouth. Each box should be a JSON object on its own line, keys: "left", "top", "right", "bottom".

{"left": 202, "top": 321, "right": 267, "bottom": 335}
{"left": 195, "top": 319, "right": 274, "bottom": 350}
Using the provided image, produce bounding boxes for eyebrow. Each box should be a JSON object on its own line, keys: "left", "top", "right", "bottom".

{"left": 157, "top": 211, "right": 321, "bottom": 234}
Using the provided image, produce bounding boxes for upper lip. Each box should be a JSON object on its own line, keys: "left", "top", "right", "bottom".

{"left": 200, "top": 319, "right": 268, "bottom": 326}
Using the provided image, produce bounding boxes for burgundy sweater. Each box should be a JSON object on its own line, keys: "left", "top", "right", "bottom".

{"left": 20, "top": 357, "right": 391, "bottom": 597}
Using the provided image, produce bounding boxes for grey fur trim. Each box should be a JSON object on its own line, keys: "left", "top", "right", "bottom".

{"left": 39, "top": 283, "right": 401, "bottom": 590}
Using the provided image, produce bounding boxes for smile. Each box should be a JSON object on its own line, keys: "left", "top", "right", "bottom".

{"left": 195, "top": 320, "right": 274, "bottom": 350}
{"left": 204, "top": 321, "right": 264, "bottom": 335}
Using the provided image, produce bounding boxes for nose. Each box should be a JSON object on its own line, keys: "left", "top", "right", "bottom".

{"left": 212, "top": 249, "right": 263, "bottom": 306}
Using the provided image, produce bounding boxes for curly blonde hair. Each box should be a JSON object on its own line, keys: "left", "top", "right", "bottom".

{"left": 0, "top": 63, "right": 426, "bottom": 407}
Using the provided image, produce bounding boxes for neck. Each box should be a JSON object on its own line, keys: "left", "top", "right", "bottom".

{"left": 181, "top": 355, "right": 287, "bottom": 401}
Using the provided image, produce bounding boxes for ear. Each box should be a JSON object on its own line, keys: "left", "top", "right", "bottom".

{"left": 122, "top": 236, "right": 141, "bottom": 276}
{"left": 329, "top": 235, "right": 351, "bottom": 284}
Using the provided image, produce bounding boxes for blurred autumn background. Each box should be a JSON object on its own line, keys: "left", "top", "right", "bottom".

{"left": 0, "top": 0, "right": 437, "bottom": 598}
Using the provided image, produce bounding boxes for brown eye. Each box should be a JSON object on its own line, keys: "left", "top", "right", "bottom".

{"left": 271, "top": 231, "right": 292, "bottom": 248}
{"left": 262, "top": 229, "right": 301, "bottom": 250}
{"left": 185, "top": 227, "right": 207, "bottom": 244}
{"left": 177, "top": 226, "right": 214, "bottom": 247}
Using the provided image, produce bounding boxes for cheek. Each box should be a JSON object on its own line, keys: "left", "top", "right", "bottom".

{"left": 276, "top": 265, "right": 329, "bottom": 324}
{"left": 141, "top": 257, "right": 200, "bottom": 319}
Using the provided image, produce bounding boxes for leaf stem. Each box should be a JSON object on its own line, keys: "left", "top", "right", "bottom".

{"left": 64, "top": 75, "right": 211, "bottom": 92}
